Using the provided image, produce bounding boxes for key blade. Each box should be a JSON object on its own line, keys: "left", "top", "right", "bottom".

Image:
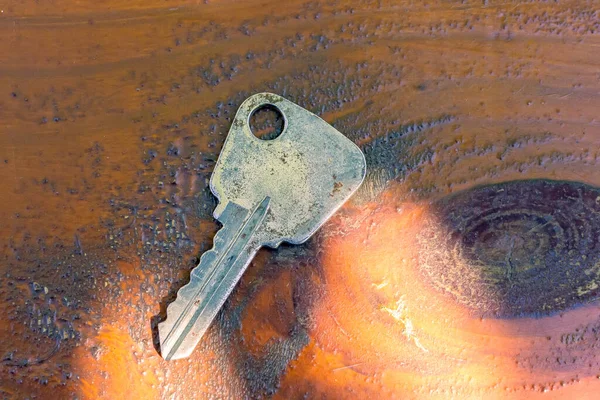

{"left": 158, "top": 197, "right": 271, "bottom": 360}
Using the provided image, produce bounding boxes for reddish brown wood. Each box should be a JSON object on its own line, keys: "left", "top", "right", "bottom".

{"left": 1, "top": 1, "right": 600, "bottom": 398}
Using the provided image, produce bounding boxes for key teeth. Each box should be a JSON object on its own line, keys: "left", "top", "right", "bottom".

{"left": 157, "top": 200, "right": 264, "bottom": 360}
{"left": 158, "top": 224, "right": 230, "bottom": 356}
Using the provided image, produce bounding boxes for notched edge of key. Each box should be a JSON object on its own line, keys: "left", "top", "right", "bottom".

{"left": 157, "top": 197, "right": 271, "bottom": 360}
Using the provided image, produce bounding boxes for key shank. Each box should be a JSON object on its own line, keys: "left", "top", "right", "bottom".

{"left": 158, "top": 197, "right": 271, "bottom": 360}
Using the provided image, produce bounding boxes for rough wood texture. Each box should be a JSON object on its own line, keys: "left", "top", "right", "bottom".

{"left": 1, "top": 1, "right": 600, "bottom": 398}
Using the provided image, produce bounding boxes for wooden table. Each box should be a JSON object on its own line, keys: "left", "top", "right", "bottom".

{"left": 1, "top": 1, "right": 600, "bottom": 398}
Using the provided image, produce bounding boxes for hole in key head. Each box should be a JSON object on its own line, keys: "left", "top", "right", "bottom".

{"left": 249, "top": 104, "right": 285, "bottom": 140}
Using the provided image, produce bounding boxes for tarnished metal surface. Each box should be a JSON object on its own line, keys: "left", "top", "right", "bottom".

{"left": 159, "top": 93, "right": 366, "bottom": 360}
{"left": 211, "top": 93, "right": 366, "bottom": 247}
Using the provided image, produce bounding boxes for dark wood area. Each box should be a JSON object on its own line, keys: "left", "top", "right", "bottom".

{"left": 1, "top": 1, "right": 600, "bottom": 398}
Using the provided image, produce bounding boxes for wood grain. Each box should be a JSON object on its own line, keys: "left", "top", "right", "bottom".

{"left": 1, "top": 0, "right": 600, "bottom": 398}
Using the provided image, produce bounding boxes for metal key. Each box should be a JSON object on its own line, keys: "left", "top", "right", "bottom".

{"left": 158, "top": 93, "right": 366, "bottom": 360}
